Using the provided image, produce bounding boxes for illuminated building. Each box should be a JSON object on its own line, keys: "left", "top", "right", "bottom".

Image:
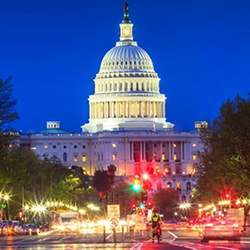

{"left": 82, "top": 1, "right": 173, "bottom": 133}
{"left": 20, "top": 2, "right": 203, "bottom": 200}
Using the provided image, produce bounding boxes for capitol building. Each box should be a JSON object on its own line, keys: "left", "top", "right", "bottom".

{"left": 20, "top": 3, "right": 203, "bottom": 201}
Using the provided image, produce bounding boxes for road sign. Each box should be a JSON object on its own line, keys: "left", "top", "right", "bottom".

{"left": 107, "top": 204, "right": 120, "bottom": 219}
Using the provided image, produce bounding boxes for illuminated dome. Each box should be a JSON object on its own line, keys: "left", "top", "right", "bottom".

{"left": 82, "top": 2, "right": 174, "bottom": 133}
{"left": 99, "top": 44, "right": 155, "bottom": 75}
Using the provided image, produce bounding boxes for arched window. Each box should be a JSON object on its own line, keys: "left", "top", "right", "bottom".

{"left": 63, "top": 152, "right": 67, "bottom": 162}
{"left": 186, "top": 182, "right": 192, "bottom": 192}
{"left": 176, "top": 182, "right": 182, "bottom": 192}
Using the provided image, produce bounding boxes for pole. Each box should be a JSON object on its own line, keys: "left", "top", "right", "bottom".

{"left": 22, "top": 186, "right": 24, "bottom": 210}
{"left": 103, "top": 226, "right": 106, "bottom": 243}
{"left": 122, "top": 225, "right": 124, "bottom": 242}
{"left": 113, "top": 227, "right": 116, "bottom": 243}
{"left": 6, "top": 201, "right": 9, "bottom": 220}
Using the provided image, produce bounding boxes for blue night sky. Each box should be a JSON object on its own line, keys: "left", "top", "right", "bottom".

{"left": 0, "top": 0, "right": 249, "bottom": 132}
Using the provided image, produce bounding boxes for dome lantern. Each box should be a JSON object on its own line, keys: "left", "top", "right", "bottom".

{"left": 120, "top": 1, "right": 134, "bottom": 42}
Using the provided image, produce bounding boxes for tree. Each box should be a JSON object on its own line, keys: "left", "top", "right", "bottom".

{"left": 153, "top": 188, "right": 179, "bottom": 219}
{"left": 93, "top": 165, "right": 117, "bottom": 202}
{"left": 0, "top": 78, "right": 18, "bottom": 148}
{"left": 195, "top": 96, "right": 250, "bottom": 229}
{"left": 93, "top": 170, "right": 110, "bottom": 200}
{"left": 0, "top": 147, "right": 77, "bottom": 217}
{"left": 195, "top": 96, "right": 250, "bottom": 203}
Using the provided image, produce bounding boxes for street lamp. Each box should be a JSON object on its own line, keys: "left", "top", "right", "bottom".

{"left": 179, "top": 202, "right": 191, "bottom": 210}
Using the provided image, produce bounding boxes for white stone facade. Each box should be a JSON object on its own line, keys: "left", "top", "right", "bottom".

{"left": 20, "top": 130, "right": 202, "bottom": 200}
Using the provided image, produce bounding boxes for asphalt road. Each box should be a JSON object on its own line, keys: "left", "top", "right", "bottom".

{"left": 0, "top": 233, "right": 250, "bottom": 249}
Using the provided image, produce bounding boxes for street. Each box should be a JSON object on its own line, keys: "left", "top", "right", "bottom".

{"left": 0, "top": 232, "right": 250, "bottom": 250}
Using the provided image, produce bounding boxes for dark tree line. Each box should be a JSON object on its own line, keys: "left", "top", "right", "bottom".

{"left": 195, "top": 96, "right": 250, "bottom": 228}
{"left": 0, "top": 78, "right": 100, "bottom": 218}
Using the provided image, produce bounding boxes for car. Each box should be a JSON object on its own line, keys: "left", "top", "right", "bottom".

{"left": 23, "top": 224, "right": 40, "bottom": 235}
{"left": 201, "top": 222, "right": 241, "bottom": 242}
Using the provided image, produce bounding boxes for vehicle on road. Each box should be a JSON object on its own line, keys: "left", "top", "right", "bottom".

{"left": 52, "top": 211, "right": 80, "bottom": 233}
{"left": 201, "top": 222, "right": 241, "bottom": 242}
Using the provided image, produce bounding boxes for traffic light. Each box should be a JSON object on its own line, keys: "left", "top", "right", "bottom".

{"left": 131, "top": 175, "right": 142, "bottom": 193}
{"left": 132, "top": 183, "right": 141, "bottom": 193}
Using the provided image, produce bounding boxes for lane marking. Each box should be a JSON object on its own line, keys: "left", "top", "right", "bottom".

{"left": 216, "top": 247, "right": 239, "bottom": 250}
{"left": 168, "top": 241, "right": 198, "bottom": 250}
{"left": 129, "top": 242, "right": 143, "bottom": 250}
{"left": 105, "top": 232, "right": 113, "bottom": 240}
{"left": 167, "top": 231, "right": 178, "bottom": 240}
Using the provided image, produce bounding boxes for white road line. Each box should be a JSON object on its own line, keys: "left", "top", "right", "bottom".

{"left": 167, "top": 231, "right": 178, "bottom": 240}
{"left": 240, "top": 240, "right": 250, "bottom": 243}
{"left": 105, "top": 232, "right": 113, "bottom": 240}
{"left": 168, "top": 241, "right": 198, "bottom": 250}
{"left": 129, "top": 242, "right": 143, "bottom": 250}
{"left": 216, "top": 247, "right": 239, "bottom": 250}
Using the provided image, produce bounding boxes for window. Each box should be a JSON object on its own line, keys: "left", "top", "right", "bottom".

{"left": 176, "top": 182, "right": 182, "bottom": 191}
{"left": 173, "top": 154, "right": 177, "bottom": 161}
{"left": 73, "top": 145, "right": 78, "bottom": 149}
{"left": 192, "top": 154, "right": 197, "bottom": 160}
{"left": 112, "top": 153, "right": 117, "bottom": 161}
{"left": 112, "top": 143, "right": 116, "bottom": 148}
{"left": 63, "top": 152, "right": 67, "bottom": 162}
{"left": 82, "top": 154, "right": 87, "bottom": 162}
{"left": 186, "top": 182, "right": 191, "bottom": 192}
{"left": 164, "top": 167, "right": 171, "bottom": 175}
{"left": 161, "top": 154, "right": 165, "bottom": 161}
{"left": 43, "top": 153, "right": 48, "bottom": 160}
{"left": 63, "top": 145, "right": 67, "bottom": 149}
{"left": 73, "top": 154, "right": 78, "bottom": 162}
{"left": 192, "top": 143, "right": 196, "bottom": 147}
{"left": 82, "top": 145, "right": 86, "bottom": 149}
{"left": 167, "top": 182, "right": 172, "bottom": 188}
{"left": 53, "top": 145, "right": 56, "bottom": 149}
{"left": 44, "top": 145, "right": 48, "bottom": 149}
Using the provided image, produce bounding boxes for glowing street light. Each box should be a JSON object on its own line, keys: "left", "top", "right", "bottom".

{"left": 142, "top": 173, "right": 149, "bottom": 181}
{"left": 179, "top": 202, "right": 191, "bottom": 210}
{"left": 30, "top": 204, "right": 47, "bottom": 215}
{"left": 87, "top": 203, "right": 100, "bottom": 211}
{"left": 3, "top": 194, "right": 10, "bottom": 201}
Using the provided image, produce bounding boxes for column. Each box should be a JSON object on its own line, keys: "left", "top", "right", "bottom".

{"left": 153, "top": 102, "right": 156, "bottom": 117}
{"left": 110, "top": 102, "right": 114, "bottom": 118}
{"left": 140, "top": 142, "right": 143, "bottom": 161}
{"left": 180, "top": 142, "right": 183, "bottom": 162}
{"left": 169, "top": 142, "right": 172, "bottom": 161}
{"left": 116, "top": 101, "right": 118, "bottom": 118}
{"left": 94, "top": 103, "right": 97, "bottom": 119}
